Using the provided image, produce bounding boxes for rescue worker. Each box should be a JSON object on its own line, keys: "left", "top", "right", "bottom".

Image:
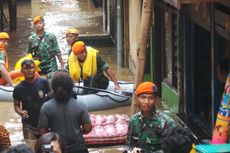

{"left": 65, "top": 28, "right": 79, "bottom": 70}
{"left": 66, "top": 28, "right": 79, "bottom": 55}
{"left": 0, "top": 32, "right": 13, "bottom": 86}
{"left": 68, "top": 41, "right": 120, "bottom": 92}
{"left": 26, "top": 16, "right": 64, "bottom": 79}
{"left": 125, "top": 82, "right": 175, "bottom": 153}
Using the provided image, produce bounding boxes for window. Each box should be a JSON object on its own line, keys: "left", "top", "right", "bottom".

{"left": 163, "top": 9, "right": 179, "bottom": 89}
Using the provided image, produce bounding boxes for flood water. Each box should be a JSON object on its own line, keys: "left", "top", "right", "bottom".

{"left": 1, "top": 0, "right": 134, "bottom": 152}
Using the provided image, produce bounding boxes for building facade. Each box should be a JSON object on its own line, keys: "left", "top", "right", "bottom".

{"left": 127, "top": 0, "right": 230, "bottom": 139}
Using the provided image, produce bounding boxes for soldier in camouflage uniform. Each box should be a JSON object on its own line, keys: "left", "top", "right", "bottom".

{"left": 26, "top": 16, "right": 64, "bottom": 79}
{"left": 125, "top": 82, "right": 175, "bottom": 153}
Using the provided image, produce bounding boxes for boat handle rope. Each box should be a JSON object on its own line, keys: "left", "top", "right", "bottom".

{"left": 0, "top": 86, "right": 13, "bottom": 92}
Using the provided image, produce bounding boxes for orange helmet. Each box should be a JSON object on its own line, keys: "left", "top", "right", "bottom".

{"left": 66, "top": 28, "right": 79, "bottom": 35}
{"left": 32, "top": 16, "right": 44, "bottom": 24}
{"left": 0, "top": 32, "right": 10, "bottom": 40}
{"left": 135, "top": 82, "right": 158, "bottom": 96}
{"left": 72, "top": 41, "right": 86, "bottom": 55}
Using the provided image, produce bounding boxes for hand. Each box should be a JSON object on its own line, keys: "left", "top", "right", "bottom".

{"left": 5, "top": 83, "right": 16, "bottom": 87}
{"left": 131, "top": 147, "right": 142, "bottom": 153}
{"left": 6, "top": 83, "right": 14, "bottom": 87}
{"left": 20, "top": 110, "right": 29, "bottom": 118}
{"left": 114, "top": 84, "right": 121, "bottom": 91}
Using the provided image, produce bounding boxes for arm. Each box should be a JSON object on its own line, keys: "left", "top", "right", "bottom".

{"left": 51, "top": 34, "right": 64, "bottom": 69}
{"left": 13, "top": 100, "right": 28, "bottom": 118}
{"left": 38, "top": 128, "right": 48, "bottom": 136}
{"left": 25, "top": 37, "right": 31, "bottom": 54}
{"left": 105, "top": 68, "right": 120, "bottom": 90}
{"left": 161, "top": 112, "right": 175, "bottom": 128}
{"left": 45, "top": 78, "right": 53, "bottom": 95}
{"left": 0, "top": 63, "right": 13, "bottom": 86}
{"left": 97, "top": 55, "right": 120, "bottom": 90}
{"left": 125, "top": 120, "right": 136, "bottom": 152}
{"left": 82, "top": 123, "right": 92, "bottom": 134}
{"left": 56, "top": 53, "right": 64, "bottom": 69}
{"left": 80, "top": 103, "right": 92, "bottom": 134}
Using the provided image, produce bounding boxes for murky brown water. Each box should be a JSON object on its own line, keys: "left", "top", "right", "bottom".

{"left": 1, "top": 0, "right": 134, "bottom": 152}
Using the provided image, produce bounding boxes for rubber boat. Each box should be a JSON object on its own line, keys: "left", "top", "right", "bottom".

{"left": 0, "top": 80, "right": 134, "bottom": 111}
{"left": 74, "top": 81, "right": 134, "bottom": 111}
{"left": 0, "top": 54, "right": 134, "bottom": 111}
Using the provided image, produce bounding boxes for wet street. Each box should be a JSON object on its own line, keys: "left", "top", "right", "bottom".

{"left": 1, "top": 0, "right": 134, "bottom": 152}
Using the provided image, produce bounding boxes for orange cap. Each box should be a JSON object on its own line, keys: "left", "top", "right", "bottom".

{"left": 135, "top": 82, "right": 158, "bottom": 96}
{"left": 32, "top": 16, "right": 44, "bottom": 24}
{"left": 72, "top": 41, "right": 86, "bottom": 55}
{"left": 66, "top": 28, "right": 79, "bottom": 35}
{"left": 0, "top": 32, "right": 10, "bottom": 40}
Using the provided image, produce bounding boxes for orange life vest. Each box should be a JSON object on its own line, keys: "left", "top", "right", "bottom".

{"left": 0, "top": 44, "right": 9, "bottom": 70}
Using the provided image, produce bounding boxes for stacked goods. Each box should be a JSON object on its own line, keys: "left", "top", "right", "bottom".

{"left": 84, "top": 114, "right": 129, "bottom": 145}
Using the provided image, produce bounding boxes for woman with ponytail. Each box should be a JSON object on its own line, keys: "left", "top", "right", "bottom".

{"left": 37, "top": 71, "right": 92, "bottom": 153}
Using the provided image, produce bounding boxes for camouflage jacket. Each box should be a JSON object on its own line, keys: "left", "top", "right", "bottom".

{"left": 26, "top": 31, "right": 61, "bottom": 74}
{"left": 125, "top": 109, "right": 175, "bottom": 153}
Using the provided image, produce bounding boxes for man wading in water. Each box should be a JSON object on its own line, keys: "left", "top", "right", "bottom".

{"left": 13, "top": 59, "right": 51, "bottom": 147}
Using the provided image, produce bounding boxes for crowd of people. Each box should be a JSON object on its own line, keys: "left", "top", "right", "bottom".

{"left": 0, "top": 15, "right": 198, "bottom": 153}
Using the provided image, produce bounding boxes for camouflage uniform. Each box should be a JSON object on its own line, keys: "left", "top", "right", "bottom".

{"left": 26, "top": 31, "right": 61, "bottom": 75}
{"left": 125, "top": 109, "right": 174, "bottom": 153}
